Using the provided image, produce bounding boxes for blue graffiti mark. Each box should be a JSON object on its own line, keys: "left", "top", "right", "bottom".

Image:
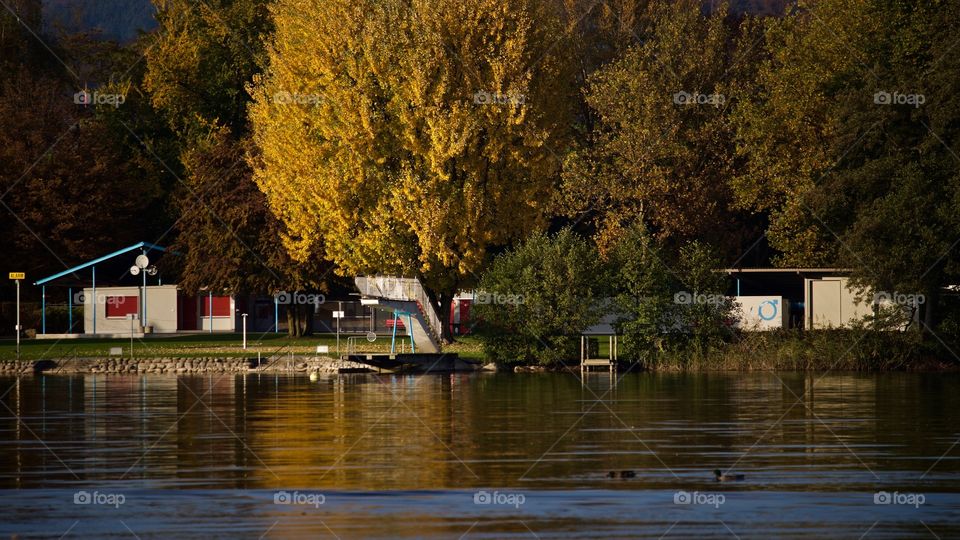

{"left": 758, "top": 300, "right": 779, "bottom": 321}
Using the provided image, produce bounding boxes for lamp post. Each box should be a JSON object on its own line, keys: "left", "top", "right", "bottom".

{"left": 16, "top": 278, "right": 19, "bottom": 361}
{"left": 128, "top": 313, "right": 137, "bottom": 360}
{"left": 130, "top": 254, "right": 157, "bottom": 332}
{"left": 242, "top": 313, "right": 248, "bottom": 349}
{"left": 10, "top": 273, "right": 23, "bottom": 361}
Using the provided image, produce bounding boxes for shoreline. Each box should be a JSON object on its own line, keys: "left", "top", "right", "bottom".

{"left": 0, "top": 356, "right": 376, "bottom": 375}
{"left": 1, "top": 356, "right": 956, "bottom": 375}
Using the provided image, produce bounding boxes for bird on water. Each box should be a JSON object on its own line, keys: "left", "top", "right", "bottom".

{"left": 714, "top": 469, "right": 744, "bottom": 482}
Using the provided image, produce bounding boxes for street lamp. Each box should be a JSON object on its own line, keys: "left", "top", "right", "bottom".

{"left": 242, "top": 313, "right": 248, "bottom": 349}
{"left": 129, "top": 254, "right": 157, "bottom": 331}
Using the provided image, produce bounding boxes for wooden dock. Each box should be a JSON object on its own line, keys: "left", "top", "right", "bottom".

{"left": 341, "top": 353, "right": 472, "bottom": 373}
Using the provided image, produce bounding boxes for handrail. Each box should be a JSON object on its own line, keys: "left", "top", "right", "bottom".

{"left": 355, "top": 276, "right": 443, "bottom": 343}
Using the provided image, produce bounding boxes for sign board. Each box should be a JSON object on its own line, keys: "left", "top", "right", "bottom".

{"left": 733, "top": 296, "right": 788, "bottom": 331}
{"left": 8, "top": 272, "right": 25, "bottom": 280}
{"left": 332, "top": 311, "right": 345, "bottom": 318}
{"left": 316, "top": 345, "right": 329, "bottom": 354}
{"left": 109, "top": 347, "right": 123, "bottom": 356}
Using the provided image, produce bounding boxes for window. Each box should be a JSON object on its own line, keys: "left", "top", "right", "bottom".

{"left": 105, "top": 296, "right": 138, "bottom": 318}
{"left": 201, "top": 296, "right": 232, "bottom": 317}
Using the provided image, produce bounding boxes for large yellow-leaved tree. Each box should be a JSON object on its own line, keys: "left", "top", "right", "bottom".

{"left": 249, "top": 0, "right": 573, "bottom": 340}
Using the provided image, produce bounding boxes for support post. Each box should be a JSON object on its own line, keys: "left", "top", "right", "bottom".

{"left": 242, "top": 313, "right": 248, "bottom": 349}
{"left": 390, "top": 310, "right": 398, "bottom": 355}
{"left": 208, "top": 291, "right": 213, "bottom": 334}
{"left": 142, "top": 252, "right": 148, "bottom": 328}
{"left": 580, "top": 335, "right": 584, "bottom": 375}
{"left": 15, "top": 279, "right": 20, "bottom": 361}
{"left": 92, "top": 266, "right": 96, "bottom": 335}
{"left": 68, "top": 287, "right": 72, "bottom": 332}
{"left": 274, "top": 296, "right": 279, "bottom": 333}
{"left": 41, "top": 285, "right": 46, "bottom": 335}
{"left": 407, "top": 312, "right": 415, "bottom": 354}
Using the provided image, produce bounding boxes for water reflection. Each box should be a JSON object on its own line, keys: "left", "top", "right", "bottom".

{"left": 1, "top": 372, "right": 959, "bottom": 537}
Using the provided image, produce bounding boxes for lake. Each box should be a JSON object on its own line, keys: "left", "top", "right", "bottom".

{"left": 1, "top": 372, "right": 959, "bottom": 538}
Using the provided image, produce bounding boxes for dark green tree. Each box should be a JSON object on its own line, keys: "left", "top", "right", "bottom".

{"left": 474, "top": 229, "right": 607, "bottom": 366}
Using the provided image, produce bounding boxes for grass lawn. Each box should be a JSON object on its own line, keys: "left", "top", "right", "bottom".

{"left": 0, "top": 332, "right": 485, "bottom": 362}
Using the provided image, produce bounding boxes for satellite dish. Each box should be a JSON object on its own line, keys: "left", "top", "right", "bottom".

{"left": 130, "top": 265, "right": 141, "bottom": 276}
{"left": 146, "top": 265, "right": 158, "bottom": 276}
{"left": 135, "top": 254, "right": 150, "bottom": 269}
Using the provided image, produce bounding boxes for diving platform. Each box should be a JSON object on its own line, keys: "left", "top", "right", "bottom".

{"left": 355, "top": 276, "right": 444, "bottom": 353}
{"left": 341, "top": 353, "right": 475, "bottom": 373}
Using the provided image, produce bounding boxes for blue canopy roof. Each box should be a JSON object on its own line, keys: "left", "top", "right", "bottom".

{"left": 34, "top": 242, "right": 168, "bottom": 286}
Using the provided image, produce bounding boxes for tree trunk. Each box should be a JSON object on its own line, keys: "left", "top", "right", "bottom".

{"left": 424, "top": 286, "right": 456, "bottom": 345}
{"left": 303, "top": 306, "right": 314, "bottom": 336}
{"left": 438, "top": 292, "right": 454, "bottom": 345}
{"left": 286, "top": 305, "right": 300, "bottom": 337}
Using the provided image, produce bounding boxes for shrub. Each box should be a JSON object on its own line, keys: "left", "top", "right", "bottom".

{"left": 474, "top": 229, "right": 607, "bottom": 366}
{"left": 610, "top": 226, "right": 736, "bottom": 367}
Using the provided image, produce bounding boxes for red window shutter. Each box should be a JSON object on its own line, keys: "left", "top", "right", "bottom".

{"left": 105, "top": 296, "right": 139, "bottom": 318}
{"left": 202, "top": 296, "right": 232, "bottom": 317}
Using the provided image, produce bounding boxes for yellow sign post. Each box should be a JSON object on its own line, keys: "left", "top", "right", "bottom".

{"left": 10, "top": 272, "right": 24, "bottom": 360}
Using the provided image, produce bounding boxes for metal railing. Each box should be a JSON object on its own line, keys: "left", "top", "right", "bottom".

{"left": 355, "top": 276, "right": 443, "bottom": 343}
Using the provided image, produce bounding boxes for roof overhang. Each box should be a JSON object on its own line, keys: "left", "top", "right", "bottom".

{"left": 34, "top": 242, "right": 169, "bottom": 286}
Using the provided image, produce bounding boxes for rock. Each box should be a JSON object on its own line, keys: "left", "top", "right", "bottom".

{"left": 514, "top": 365, "right": 548, "bottom": 373}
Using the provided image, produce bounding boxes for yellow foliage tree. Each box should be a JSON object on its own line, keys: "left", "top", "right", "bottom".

{"left": 249, "top": 0, "right": 573, "bottom": 338}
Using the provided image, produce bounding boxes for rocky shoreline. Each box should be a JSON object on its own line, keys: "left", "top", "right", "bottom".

{"left": 0, "top": 355, "right": 374, "bottom": 375}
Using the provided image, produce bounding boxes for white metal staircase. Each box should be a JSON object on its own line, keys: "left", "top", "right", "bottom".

{"left": 354, "top": 276, "right": 444, "bottom": 353}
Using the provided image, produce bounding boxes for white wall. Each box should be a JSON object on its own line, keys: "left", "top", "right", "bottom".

{"left": 199, "top": 296, "right": 236, "bottom": 332}
{"left": 734, "top": 296, "right": 789, "bottom": 330}
{"left": 83, "top": 285, "right": 180, "bottom": 334}
{"left": 805, "top": 277, "right": 873, "bottom": 329}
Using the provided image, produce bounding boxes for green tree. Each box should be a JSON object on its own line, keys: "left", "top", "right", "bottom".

{"left": 559, "top": 0, "right": 764, "bottom": 256}
{"left": 473, "top": 229, "right": 607, "bottom": 366}
{"left": 732, "top": 0, "right": 960, "bottom": 333}
{"left": 611, "top": 225, "right": 735, "bottom": 364}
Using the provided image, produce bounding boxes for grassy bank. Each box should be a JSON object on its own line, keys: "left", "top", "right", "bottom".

{"left": 3, "top": 330, "right": 951, "bottom": 372}
{"left": 632, "top": 329, "right": 957, "bottom": 372}
{"left": 0, "top": 333, "right": 486, "bottom": 362}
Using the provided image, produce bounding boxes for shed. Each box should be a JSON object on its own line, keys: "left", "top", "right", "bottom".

{"left": 580, "top": 313, "right": 619, "bottom": 374}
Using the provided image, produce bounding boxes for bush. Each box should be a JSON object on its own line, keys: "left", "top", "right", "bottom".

{"left": 611, "top": 226, "right": 736, "bottom": 367}
{"left": 474, "top": 229, "right": 607, "bottom": 366}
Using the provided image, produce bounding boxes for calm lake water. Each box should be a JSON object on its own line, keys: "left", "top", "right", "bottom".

{"left": 1, "top": 372, "right": 959, "bottom": 538}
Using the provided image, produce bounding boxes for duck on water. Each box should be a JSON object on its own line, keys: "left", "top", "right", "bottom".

{"left": 605, "top": 470, "right": 745, "bottom": 481}
{"left": 714, "top": 469, "right": 745, "bottom": 482}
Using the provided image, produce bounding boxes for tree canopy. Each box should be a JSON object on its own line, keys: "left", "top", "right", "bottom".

{"left": 249, "top": 0, "right": 576, "bottom": 337}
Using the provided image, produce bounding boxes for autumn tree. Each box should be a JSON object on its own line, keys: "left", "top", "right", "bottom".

{"left": 559, "top": 0, "right": 764, "bottom": 256}
{"left": 0, "top": 0, "right": 42, "bottom": 75}
{"left": 0, "top": 7, "right": 168, "bottom": 280}
{"left": 144, "top": 0, "right": 332, "bottom": 335}
{"left": 250, "top": 0, "right": 575, "bottom": 341}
